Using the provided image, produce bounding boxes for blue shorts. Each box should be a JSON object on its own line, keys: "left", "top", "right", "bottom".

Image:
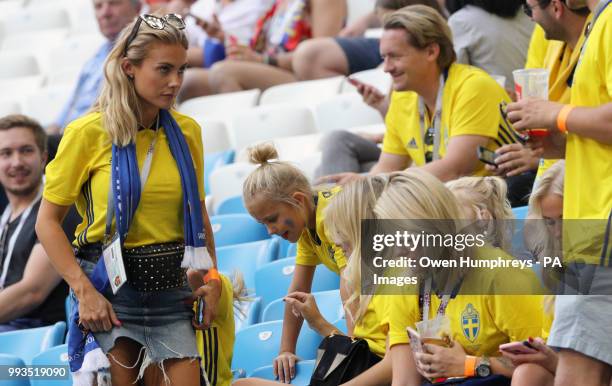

{"left": 335, "top": 37, "right": 382, "bottom": 74}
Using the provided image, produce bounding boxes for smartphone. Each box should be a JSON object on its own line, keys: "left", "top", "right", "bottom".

{"left": 477, "top": 146, "right": 498, "bottom": 166}
{"left": 499, "top": 340, "right": 538, "bottom": 355}
{"left": 196, "top": 297, "right": 205, "bottom": 325}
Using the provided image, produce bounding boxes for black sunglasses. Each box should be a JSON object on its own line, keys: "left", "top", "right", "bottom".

{"left": 424, "top": 127, "right": 435, "bottom": 163}
{"left": 522, "top": 0, "right": 554, "bottom": 17}
{"left": 123, "top": 14, "right": 186, "bottom": 57}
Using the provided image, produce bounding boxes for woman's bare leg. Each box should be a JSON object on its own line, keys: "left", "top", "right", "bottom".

{"left": 177, "top": 68, "right": 214, "bottom": 103}
{"left": 512, "top": 363, "right": 554, "bottom": 386}
{"left": 143, "top": 357, "right": 200, "bottom": 386}
{"left": 292, "top": 38, "right": 349, "bottom": 80}
{"left": 209, "top": 61, "right": 297, "bottom": 94}
{"left": 107, "top": 337, "right": 145, "bottom": 386}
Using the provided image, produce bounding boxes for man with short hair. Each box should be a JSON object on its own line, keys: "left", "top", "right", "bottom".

{"left": 49, "top": 0, "right": 141, "bottom": 134}
{"left": 322, "top": 5, "right": 519, "bottom": 185}
{"left": 0, "top": 115, "right": 67, "bottom": 332}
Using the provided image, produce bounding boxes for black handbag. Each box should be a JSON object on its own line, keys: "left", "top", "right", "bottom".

{"left": 309, "top": 334, "right": 380, "bottom": 386}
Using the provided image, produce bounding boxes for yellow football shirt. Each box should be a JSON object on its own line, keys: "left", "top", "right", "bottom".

{"left": 197, "top": 274, "right": 235, "bottom": 386}
{"left": 564, "top": 5, "right": 612, "bottom": 264}
{"left": 384, "top": 248, "right": 545, "bottom": 355}
{"left": 295, "top": 187, "right": 347, "bottom": 273}
{"left": 352, "top": 294, "right": 389, "bottom": 358}
{"left": 535, "top": 14, "right": 591, "bottom": 178}
{"left": 381, "top": 63, "right": 514, "bottom": 176}
{"left": 43, "top": 111, "right": 205, "bottom": 248}
{"left": 524, "top": 25, "right": 550, "bottom": 69}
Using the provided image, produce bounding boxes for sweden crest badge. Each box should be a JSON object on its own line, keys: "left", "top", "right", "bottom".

{"left": 461, "top": 303, "right": 480, "bottom": 343}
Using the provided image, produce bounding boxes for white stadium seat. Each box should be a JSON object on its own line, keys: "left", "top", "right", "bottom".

{"left": 340, "top": 68, "right": 391, "bottom": 95}
{"left": 231, "top": 105, "right": 317, "bottom": 150}
{"left": 0, "top": 6, "right": 71, "bottom": 35}
{"left": 235, "top": 133, "right": 322, "bottom": 163}
{"left": 21, "top": 85, "right": 72, "bottom": 126}
{"left": 314, "top": 93, "right": 383, "bottom": 133}
{"left": 189, "top": 116, "right": 233, "bottom": 154}
{"left": 0, "top": 53, "right": 39, "bottom": 79}
{"left": 258, "top": 77, "right": 343, "bottom": 107}
{"left": 0, "top": 100, "right": 21, "bottom": 116}
{"left": 209, "top": 163, "right": 257, "bottom": 213}
{"left": 45, "top": 34, "right": 105, "bottom": 73}
{"left": 178, "top": 89, "right": 261, "bottom": 119}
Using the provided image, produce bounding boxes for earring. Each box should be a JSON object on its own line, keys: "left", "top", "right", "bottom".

{"left": 128, "top": 74, "right": 134, "bottom": 80}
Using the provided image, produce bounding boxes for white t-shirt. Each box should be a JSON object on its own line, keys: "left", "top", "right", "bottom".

{"left": 189, "top": 0, "right": 274, "bottom": 46}
{"left": 448, "top": 5, "right": 535, "bottom": 88}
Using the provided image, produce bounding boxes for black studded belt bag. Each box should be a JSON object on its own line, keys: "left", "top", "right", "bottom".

{"left": 75, "top": 242, "right": 187, "bottom": 292}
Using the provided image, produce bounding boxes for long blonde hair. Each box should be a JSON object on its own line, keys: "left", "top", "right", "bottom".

{"left": 93, "top": 16, "right": 188, "bottom": 146}
{"left": 243, "top": 142, "right": 313, "bottom": 208}
{"left": 446, "top": 176, "right": 514, "bottom": 251}
{"left": 324, "top": 175, "right": 389, "bottom": 323}
{"left": 374, "top": 170, "right": 469, "bottom": 289}
{"left": 528, "top": 161, "right": 565, "bottom": 218}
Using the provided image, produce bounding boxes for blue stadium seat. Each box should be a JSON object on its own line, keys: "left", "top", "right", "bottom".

{"left": 0, "top": 321, "right": 66, "bottom": 364}
{"left": 254, "top": 257, "right": 340, "bottom": 308}
{"left": 286, "top": 243, "right": 297, "bottom": 257}
{"left": 0, "top": 354, "right": 30, "bottom": 386}
{"left": 261, "top": 290, "right": 343, "bottom": 323}
{"left": 250, "top": 359, "right": 315, "bottom": 385}
{"left": 204, "top": 150, "right": 235, "bottom": 195}
{"left": 332, "top": 318, "right": 348, "bottom": 334}
{"left": 210, "top": 213, "right": 270, "bottom": 247}
{"left": 232, "top": 321, "right": 322, "bottom": 376}
{"left": 274, "top": 236, "right": 293, "bottom": 260}
{"left": 512, "top": 205, "right": 529, "bottom": 219}
{"left": 217, "top": 238, "right": 280, "bottom": 291}
{"left": 216, "top": 195, "right": 248, "bottom": 215}
{"left": 235, "top": 297, "right": 262, "bottom": 332}
{"left": 30, "top": 344, "right": 71, "bottom": 386}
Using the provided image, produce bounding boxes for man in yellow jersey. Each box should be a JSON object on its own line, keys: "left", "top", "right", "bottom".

{"left": 320, "top": 5, "right": 518, "bottom": 185}
{"left": 487, "top": 0, "right": 590, "bottom": 182}
{"left": 506, "top": 0, "right": 612, "bottom": 385}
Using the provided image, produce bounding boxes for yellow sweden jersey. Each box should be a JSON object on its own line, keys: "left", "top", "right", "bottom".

{"left": 535, "top": 14, "right": 591, "bottom": 178}
{"left": 296, "top": 187, "right": 347, "bottom": 273}
{"left": 381, "top": 63, "right": 514, "bottom": 176}
{"left": 197, "top": 274, "right": 235, "bottom": 386}
{"left": 43, "top": 111, "right": 205, "bottom": 248}
{"left": 525, "top": 24, "right": 550, "bottom": 69}
{"left": 384, "top": 248, "right": 545, "bottom": 355}
{"left": 352, "top": 294, "right": 388, "bottom": 358}
{"left": 565, "top": 5, "right": 612, "bottom": 264}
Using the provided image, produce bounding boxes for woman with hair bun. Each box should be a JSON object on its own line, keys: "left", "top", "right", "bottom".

{"left": 242, "top": 142, "right": 349, "bottom": 384}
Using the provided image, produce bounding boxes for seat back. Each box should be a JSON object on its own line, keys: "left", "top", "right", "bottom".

{"left": 249, "top": 360, "right": 315, "bottom": 385}
{"left": 259, "top": 77, "right": 343, "bottom": 107}
{"left": 30, "top": 344, "right": 71, "bottom": 386}
{"left": 0, "top": 321, "right": 66, "bottom": 364}
{"left": 210, "top": 213, "right": 270, "bottom": 247}
{"left": 314, "top": 93, "right": 383, "bottom": 133}
{"left": 261, "top": 290, "right": 343, "bottom": 323}
{"left": 204, "top": 149, "right": 235, "bottom": 195}
{"left": 232, "top": 321, "right": 321, "bottom": 376}
{"left": 217, "top": 238, "right": 279, "bottom": 290}
{"left": 254, "top": 257, "right": 340, "bottom": 308}
{"left": 0, "top": 353, "right": 30, "bottom": 386}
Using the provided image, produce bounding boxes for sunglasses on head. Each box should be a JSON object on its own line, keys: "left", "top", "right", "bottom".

{"left": 123, "top": 14, "right": 186, "bottom": 57}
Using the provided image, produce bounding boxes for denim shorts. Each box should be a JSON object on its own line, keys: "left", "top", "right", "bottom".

{"left": 77, "top": 259, "right": 199, "bottom": 365}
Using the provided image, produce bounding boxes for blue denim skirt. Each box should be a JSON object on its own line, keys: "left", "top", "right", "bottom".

{"left": 77, "top": 259, "right": 200, "bottom": 364}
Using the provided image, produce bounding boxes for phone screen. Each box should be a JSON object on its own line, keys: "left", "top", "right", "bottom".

{"left": 477, "top": 146, "right": 498, "bottom": 166}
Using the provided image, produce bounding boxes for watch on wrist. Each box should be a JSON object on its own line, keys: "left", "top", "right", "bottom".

{"left": 476, "top": 356, "right": 491, "bottom": 378}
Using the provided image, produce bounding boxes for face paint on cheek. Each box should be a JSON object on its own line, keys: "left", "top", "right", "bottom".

{"left": 284, "top": 218, "right": 295, "bottom": 229}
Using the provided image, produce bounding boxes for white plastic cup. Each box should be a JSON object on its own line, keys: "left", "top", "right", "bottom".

{"left": 512, "top": 68, "right": 549, "bottom": 101}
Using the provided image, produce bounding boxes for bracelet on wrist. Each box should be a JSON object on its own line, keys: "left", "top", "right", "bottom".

{"left": 464, "top": 355, "right": 477, "bottom": 377}
{"left": 204, "top": 268, "right": 221, "bottom": 284}
{"left": 556, "top": 104, "right": 575, "bottom": 133}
